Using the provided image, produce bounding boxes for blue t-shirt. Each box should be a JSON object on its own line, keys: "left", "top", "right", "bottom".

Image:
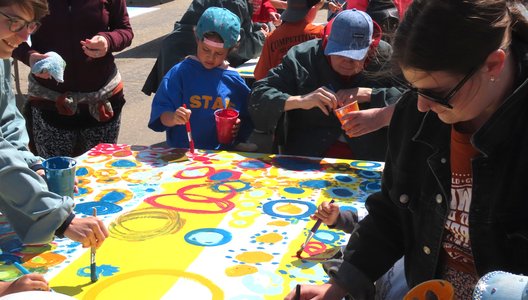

{"left": 149, "top": 58, "right": 253, "bottom": 150}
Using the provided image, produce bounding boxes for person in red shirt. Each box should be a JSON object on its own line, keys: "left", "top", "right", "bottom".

{"left": 250, "top": 0, "right": 282, "bottom": 26}
{"left": 254, "top": 0, "right": 325, "bottom": 80}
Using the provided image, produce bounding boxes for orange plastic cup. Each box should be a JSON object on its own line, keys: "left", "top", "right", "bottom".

{"left": 334, "top": 101, "right": 359, "bottom": 125}
{"left": 403, "top": 280, "right": 455, "bottom": 300}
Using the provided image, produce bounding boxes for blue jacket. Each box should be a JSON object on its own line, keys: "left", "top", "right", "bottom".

{"left": 0, "top": 59, "right": 74, "bottom": 244}
{"left": 331, "top": 39, "right": 528, "bottom": 299}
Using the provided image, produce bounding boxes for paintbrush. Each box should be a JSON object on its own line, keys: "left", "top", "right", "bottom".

{"left": 182, "top": 104, "right": 195, "bottom": 154}
{"left": 1, "top": 254, "right": 54, "bottom": 292}
{"left": 294, "top": 284, "right": 301, "bottom": 300}
{"left": 90, "top": 207, "right": 98, "bottom": 283}
{"left": 296, "top": 199, "right": 335, "bottom": 257}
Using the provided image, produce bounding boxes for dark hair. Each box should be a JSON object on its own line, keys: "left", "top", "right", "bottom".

{"left": 392, "top": 0, "right": 528, "bottom": 75}
{"left": 0, "top": 0, "right": 49, "bottom": 20}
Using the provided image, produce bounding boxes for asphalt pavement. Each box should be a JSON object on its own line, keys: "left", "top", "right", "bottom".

{"left": 14, "top": 0, "right": 329, "bottom": 154}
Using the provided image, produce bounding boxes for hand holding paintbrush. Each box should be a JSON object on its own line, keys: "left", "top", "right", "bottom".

{"left": 182, "top": 104, "right": 195, "bottom": 154}
{"left": 90, "top": 207, "right": 98, "bottom": 283}
{"left": 296, "top": 199, "right": 336, "bottom": 257}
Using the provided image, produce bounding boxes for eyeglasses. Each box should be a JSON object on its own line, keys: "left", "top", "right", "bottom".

{"left": 0, "top": 11, "right": 41, "bottom": 34}
{"left": 395, "top": 67, "right": 478, "bottom": 109}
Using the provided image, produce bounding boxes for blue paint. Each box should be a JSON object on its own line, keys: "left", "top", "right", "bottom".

{"left": 99, "top": 191, "right": 126, "bottom": 203}
{"left": 349, "top": 161, "right": 383, "bottom": 170}
{"left": 74, "top": 202, "right": 122, "bottom": 216}
{"left": 340, "top": 205, "right": 358, "bottom": 214}
{"left": 184, "top": 228, "right": 232, "bottom": 247}
{"left": 313, "top": 230, "right": 341, "bottom": 244}
{"left": 241, "top": 270, "right": 283, "bottom": 295}
{"left": 335, "top": 175, "right": 356, "bottom": 184}
{"left": 0, "top": 236, "right": 23, "bottom": 253}
{"left": 283, "top": 187, "right": 304, "bottom": 194}
{"left": 210, "top": 170, "right": 235, "bottom": 181}
{"left": 327, "top": 187, "right": 355, "bottom": 198}
{"left": 77, "top": 264, "right": 119, "bottom": 277}
{"left": 76, "top": 167, "right": 89, "bottom": 176}
{"left": 211, "top": 180, "right": 251, "bottom": 193}
{"left": 76, "top": 187, "right": 89, "bottom": 196}
{"left": 238, "top": 160, "right": 267, "bottom": 169}
{"left": 262, "top": 200, "right": 316, "bottom": 219}
{"left": 42, "top": 156, "right": 76, "bottom": 199}
{"left": 359, "top": 180, "right": 381, "bottom": 193}
{"left": 110, "top": 160, "right": 137, "bottom": 168}
{"left": 299, "top": 180, "right": 331, "bottom": 189}
{"left": 357, "top": 170, "right": 381, "bottom": 179}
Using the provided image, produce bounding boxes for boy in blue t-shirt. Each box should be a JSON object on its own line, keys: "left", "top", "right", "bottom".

{"left": 149, "top": 7, "right": 255, "bottom": 151}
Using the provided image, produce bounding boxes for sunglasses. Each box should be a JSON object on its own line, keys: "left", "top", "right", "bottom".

{"left": 395, "top": 67, "right": 478, "bottom": 109}
{"left": 0, "top": 11, "right": 41, "bottom": 34}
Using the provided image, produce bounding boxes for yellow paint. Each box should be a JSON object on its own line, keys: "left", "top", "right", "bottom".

{"left": 276, "top": 203, "right": 302, "bottom": 214}
{"left": 109, "top": 208, "right": 184, "bottom": 241}
{"left": 256, "top": 232, "right": 283, "bottom": 244}
{"left": 235, "top": 251, "right": 274, "bottom": 264}
{"left": 46, "top": 147, "right": 380, "bottom": 299}
{"left": 83, "top": 269, "right": 223, "bottom": 300}
{"left": 267, "top": 220, "right": 290, "bottom": 227}
{"left": 225, "top": 265, "right": 258, "bottom": 277}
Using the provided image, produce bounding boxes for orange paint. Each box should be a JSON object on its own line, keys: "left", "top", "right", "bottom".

{"left": 267, "top": 220, "right": 290, "bottom": 226}
{"left": 255, "top": 232, "right": 283, "bottom": 244}
{"left": 24, "top": 252, "right": 66, "bottom": 268}
{"left": 235, "top": 251, "right": 273, "bottom": 264}
{"left": 225, "top": 265, "right": 258, "bottom": 277}
{"left": 276, "top": 203, "right": 302, "bottom": 214}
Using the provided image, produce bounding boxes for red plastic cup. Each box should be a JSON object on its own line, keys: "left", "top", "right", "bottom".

{"left": 334, "top": 101, "right": 359, "bottom": 126}
{"left": 214, "top": 108, "right": 239, "bottom": 144}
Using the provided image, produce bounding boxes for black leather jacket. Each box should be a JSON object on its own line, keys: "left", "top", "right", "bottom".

{"left": 331, "top": 38, "right": 528, "bottom": 299}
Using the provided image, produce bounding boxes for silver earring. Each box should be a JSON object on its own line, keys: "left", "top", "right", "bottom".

{"left": 490, "top": 76, "right": 496, "bottom": 82}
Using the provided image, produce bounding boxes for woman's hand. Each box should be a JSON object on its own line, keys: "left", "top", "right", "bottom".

{"left": 64, "top": 216, "right": 109, "bottom": 249}
{"left": 340, "top": 106, "right": 395, "bottom": 137}
{"left": 311, "top": 201, "right": 340, "bottom": 227}
{"left": 283, "top": 283, "right": 347, "bottom": 300}
{"left": 81, "top": 35, "right": 109, "bottom": 58}
{"left": 29, "top": 52, "right": 51, "bottom": 80}
{"left": 286, "top": 87, "right": 338, "bottom": 116}
{"left": 335, "top": 87, "right": 372, "bottom": 106}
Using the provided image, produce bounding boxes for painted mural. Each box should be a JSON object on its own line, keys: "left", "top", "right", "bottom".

{"left": 0, "top": 144, "right": 383, "bottom": 299}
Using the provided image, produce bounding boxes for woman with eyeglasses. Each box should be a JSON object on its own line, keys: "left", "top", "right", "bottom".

{"left": 285, "top": 0, "right": 528, "bottom": 299}
{"left": 0, "top": 0, "right": 109, "bottom": 295}
{"left": 12, "top": 0, "right": 133, "bottom": 158}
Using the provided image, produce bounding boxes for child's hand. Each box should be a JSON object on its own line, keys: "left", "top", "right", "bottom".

{"left": 328, "top": 1, "right": 343, "bottom": 13}
{"left": 270, "top": 12, "right": 282, "bottom": 26}
{"left": 160, "top": 106, "right": 191, "bottom": 127}
{"left": 0, "top": 274, "right": 50, "bottom": 295}
{"left": 311, "top": 201, "right": 340, "bottom": 226}
{"left": 260, "top": 23, "right": 270, "bottom": 35}
{"left": 232, "top": 118, "right": 241, "bottom": 139}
